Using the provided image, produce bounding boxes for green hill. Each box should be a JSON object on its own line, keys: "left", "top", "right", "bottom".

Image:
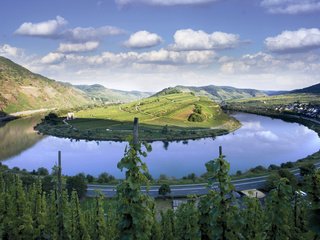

{"left": 36, "top": 92, "right": 240, "bottom": 141}
{"left": 74, "top": 84, "right": 152, "bottom": 103}
{"left": 0, "top": 56, "right": 92, "bottom": 113}
{"left": 154, "top": 85, "right": 268, "bottom": 101}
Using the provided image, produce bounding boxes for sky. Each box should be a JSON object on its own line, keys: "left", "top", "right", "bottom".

{"left": 0, "top": 0, "right": 319, "bottom": 92}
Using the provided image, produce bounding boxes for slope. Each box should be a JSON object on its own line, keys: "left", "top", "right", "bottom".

{"left": 291, "top": 82, "right": 320, "bottom": 94}
{"left": 0, "top": 56, "right": 91, "bottom": 113}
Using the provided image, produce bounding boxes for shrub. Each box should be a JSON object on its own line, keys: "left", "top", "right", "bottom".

{"left": 188, "top": 113, "right": 204, "bottom": 122}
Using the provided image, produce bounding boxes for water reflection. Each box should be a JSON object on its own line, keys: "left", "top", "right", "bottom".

{"left": 0, "top": 116, "right": 44, "bottom": 161}
{"left": 2, "top": 113, "right": 320, "bottom": 178}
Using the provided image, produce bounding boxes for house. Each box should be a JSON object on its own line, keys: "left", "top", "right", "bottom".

{"left": 240, "top": 189, "right": 266, "bottom": 199}
{"left": 67, "top": 112, "right": 75, "bottom": 120}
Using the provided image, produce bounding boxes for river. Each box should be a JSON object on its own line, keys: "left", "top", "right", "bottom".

{"left": 1, "top": 112, "right": 319, "bottom": 178}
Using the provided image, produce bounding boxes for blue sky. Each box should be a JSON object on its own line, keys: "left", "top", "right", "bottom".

{"left": 0, "top": 0, "right": 320, "bottom": 91}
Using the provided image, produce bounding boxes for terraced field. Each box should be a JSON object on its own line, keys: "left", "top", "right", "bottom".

{"left": 36, "top": 93, "right": 240, "bottom": 141}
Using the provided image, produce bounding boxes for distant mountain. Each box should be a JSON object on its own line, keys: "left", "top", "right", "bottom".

{"left": 263, "top": 90, "right": 289, "bottom": 96}
{"left": 0, "top": 56, "right": 91, "bottom": 113}
{"left": 154, "top": 85, "right": 268, "bottom": 101}
{"left": 291, "top": 83, "right": 320, "bottom": 94}
{"left": 74, "top": 84, "right": 153, "bottom": 103}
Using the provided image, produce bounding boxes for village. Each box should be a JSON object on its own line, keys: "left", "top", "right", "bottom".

{"left": 274, "top": 102, "right": 320, "bottom": 120}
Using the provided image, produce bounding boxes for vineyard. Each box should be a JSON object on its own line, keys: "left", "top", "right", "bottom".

{"left": 0, "top": 137, "right": 319, "bottom": 239}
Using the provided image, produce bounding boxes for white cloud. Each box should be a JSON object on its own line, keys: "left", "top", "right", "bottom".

{"left": 124, "top": 31, "right": 162, "bottom": 49}
{"left": 64, "top": 26, "right": 124, "bottom": 42}
{"left": 15, "top": 16, "right": 67, "bottom": 37}
{"left": 58, "top": 41, "right": 100, "bottom": 53}
{"left": 41, "top": 52, "right": 66, "bottom": 64}
{"left": 116, "top": 0, "right": 218, "bottom": 6}
{"left": 265, "top": 28, "right": 320, "bottom": 53}
{"left": 256, "top": 131, "right": 279, "bottom": 142}
{"left": 0, "top": 44, "right": 23, "bottom": 58}
{"left": 65, "top": 48, "right": 215, "bottom": 66}
{"left": 139, "top": 49, "right": 215, "bottom": 64}
{"left": 170, "top": 29, "right": 240, "bottom": 51}
{"left": 261, "top": 0, "right": 320, "bottom": 14}
{"left": 15, "top": 17, "right": 124, "bottom": 42}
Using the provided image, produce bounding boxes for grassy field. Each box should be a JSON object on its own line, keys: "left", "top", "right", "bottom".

{"left": 36, "top": 92, "right": 240, "bottom": 141}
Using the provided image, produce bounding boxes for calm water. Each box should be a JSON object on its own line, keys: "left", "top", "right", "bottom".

{"left": 1, "top": 113, "right": 320, "bottom": 178}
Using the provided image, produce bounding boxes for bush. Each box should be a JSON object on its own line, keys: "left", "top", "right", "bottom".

{"left": 158, "top": 184, "right": 171, "bottom": 198}
{"left": 188, "top": 113, "right": 204, "bottom": 122}
{"left": 194, "top": 104, "right": 202, "bottom": 114}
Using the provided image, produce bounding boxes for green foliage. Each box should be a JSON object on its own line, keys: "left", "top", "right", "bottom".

{"left": 66, "top": 174, "right": 88, "bottom": 199}
{"left": 175, "top": 199, "right": 201, "bottom": 240}
{"left": 265, "top": 178, "right": 293, "bottom": 240}
{"left": 188, "top": 113, "right": 205, "bottom": 122}
{"left": 241, "top": 196, "right": 266, "bottom": 239}
{"left": 299, "top": 163, "right": 316, "bottom": 176}
{"left": 97, "top": 172, "right": 115, "bottom": 184}
{"left": 158, "top": 184, "right": 171, "bottom": 198}
{"left": 205, "top": 152, "right": 241, "bottom": 240}
{"left": 116, "top": 137, "right": 154, "bottom": 240}
{"left": 160, "top": 209, "right": 175, "bottom": 240}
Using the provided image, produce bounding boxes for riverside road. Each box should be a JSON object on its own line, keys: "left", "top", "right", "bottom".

{"left": 87, "top": 162, "right": 320, "bottom": 198}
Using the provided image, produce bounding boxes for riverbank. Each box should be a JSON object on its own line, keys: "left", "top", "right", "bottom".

{"left": 0, "top": 108, "right": 55, "bottom": 122}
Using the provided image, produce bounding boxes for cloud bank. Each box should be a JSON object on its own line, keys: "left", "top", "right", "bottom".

{"left": 15, "top": 16, "right": 124, "bottom": 42}
{"left": 58, "top": 41, "right": 100, "bottom": 53}
{"left": 265, "top": 28, "right": 320, "bottom": 53}
{"left": 170, "top": 29, "right": 240, "bottom": 51}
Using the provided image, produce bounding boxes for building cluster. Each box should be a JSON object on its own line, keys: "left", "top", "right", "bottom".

{"left": 274, "top": 102, "right": 320, "bottom": 119}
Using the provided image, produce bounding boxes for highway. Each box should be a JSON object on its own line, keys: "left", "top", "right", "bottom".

{"left": 87, "top": 162, "right": 320, "bottom": 198}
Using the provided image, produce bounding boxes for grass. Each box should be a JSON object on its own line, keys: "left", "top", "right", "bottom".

{"left": 36, "top": 93, "right": 240, "bottom": 141}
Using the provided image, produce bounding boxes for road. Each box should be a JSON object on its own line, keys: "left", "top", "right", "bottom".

{"left": 87, "top": 162, "right": 320, "bottom": 198}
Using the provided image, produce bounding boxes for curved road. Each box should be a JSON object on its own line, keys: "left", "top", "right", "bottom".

{"left": 87, "top": 162, "right": 320, "bottom": 198}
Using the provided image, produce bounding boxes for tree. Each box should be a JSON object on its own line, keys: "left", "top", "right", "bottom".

{"left": 86, "top": 174, "right": 95, "bottom": 183}
{"left": 37, "top": 167, "right": 49, "bottom": 176}
{"left": 66, "top": 174, "right": 87, "bottom": 199}
{"left": 299, "top": 163, "right": 315, "bottom": 177}
{"left": 97, "top": 172, "right": 115, "bottom": 184}
{"left": 158, "top": 184, "right": 171, "bottom": 199}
